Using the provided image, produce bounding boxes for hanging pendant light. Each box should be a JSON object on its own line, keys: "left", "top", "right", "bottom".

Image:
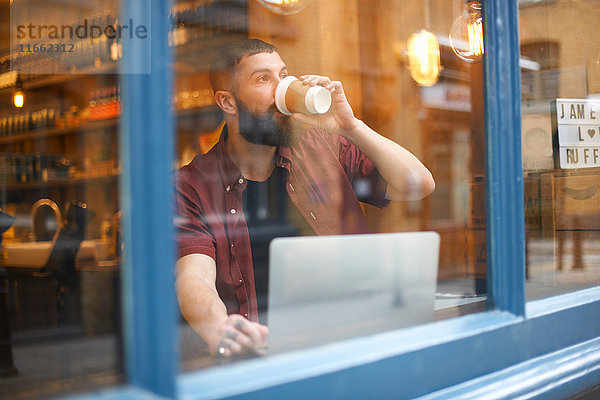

{"left": 449, "top": 0, "right": 484, "bottom": 63}
{"left": 255, "top": 0, "right": 313, "bottom": 15}
{"left": 406, "top": 30, "right": 441, "bottom": 86}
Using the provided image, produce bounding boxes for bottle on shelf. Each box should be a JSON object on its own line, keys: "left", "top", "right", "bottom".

{"left": 88, "top": 84, "right": 121, "bottom": 121}
{"left": 0, "top": 152, "right": 73, "bottom": 184}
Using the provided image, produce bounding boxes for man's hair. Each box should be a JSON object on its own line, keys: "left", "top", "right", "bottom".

{"left": 209, "top": 38, "right": 277, "bottom": 94}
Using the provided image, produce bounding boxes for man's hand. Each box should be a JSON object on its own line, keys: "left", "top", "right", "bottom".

{"left": 292, "top": 75, "right": 361, "bottom": 137}
{"left": 175, "top": 255, "right": 269, "bottom": 358}
{"left": 289, "top": 76, "right": 435, "bottom": 201}
{"left": 208, "top": 314, "right": 268, "bottom": 358}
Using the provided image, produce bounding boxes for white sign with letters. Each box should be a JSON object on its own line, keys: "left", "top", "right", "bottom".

{"left": 556, "top": 99, "right": 600, "bottom": 169}
{"left": 558, "top": 125, "right": 600, "bottom": 146}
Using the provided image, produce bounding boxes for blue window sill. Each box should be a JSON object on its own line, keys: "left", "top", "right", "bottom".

{"left": 175, "top": 286, "right": 600, "bottom": 400}
{"left": 67, "top": 287, "right": 599, "bottom": 400}
{"left": 417, "top": 336, "right": 600, "bottom": 399}
{"left": 67, "top": 385, "right": 166, "bottom": 400}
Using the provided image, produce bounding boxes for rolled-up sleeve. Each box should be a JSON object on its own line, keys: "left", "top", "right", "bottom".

{"left": 175, "top": 178, "right": 216, "bottom": 261}
{"left": 338, "top": 136, "right": 391, "bottom": 209}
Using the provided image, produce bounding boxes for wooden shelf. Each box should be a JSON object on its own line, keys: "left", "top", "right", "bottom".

{"left": 0, "top": 63, "right": 118, "bottom": 96}
{"left": 0, "top": 105, "right": 222, "bottom": 146}
{"left": 175, "top": 104, "right": 220, "bottom": 118}
{"left": 1, "top": 173, "right": 118, "bottom": 190}
{"left": 0, "top": 118, "right": 118, "bottom": 145}
{"left": 173, "top": 33, "right": 248, "bottom": 72}
{"left": 0, "top": 32, "right": 245, "bottom": 94}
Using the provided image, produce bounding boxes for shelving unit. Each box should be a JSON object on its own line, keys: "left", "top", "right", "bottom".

{"left": 0, "top": 0, "right": 252, "bottom": 266}
{"left": 0, "top": 0, "right": 247, "bottom": 345}
{"left": 1, "top": 174, "right": 119, "bottom": 191}
{"left": 0, "top": 64, "right": 119, "bottom": 96}
{"left": 0, "top": 118, "right": 118, "bottom": 145}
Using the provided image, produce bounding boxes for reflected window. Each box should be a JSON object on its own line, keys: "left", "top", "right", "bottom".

{"left": 520, "top": 0, "right": 600, "bottom": 300}
{"left": 172, "top": 0, "right": 488, "bottom": 369}
{"left": 1, "top": 1, "right": 123, "bottom": 398}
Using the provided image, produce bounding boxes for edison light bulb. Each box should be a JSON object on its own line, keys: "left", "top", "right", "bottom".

{"left": 256, "top": 0, "right": 313, "bottom": 15}
{"left": 13, "top": 90, "right": 24, "bottom": 108}
{"left": 449, "top": 0, "right": 484, "bottom": 63}
{"left": 407, "top": 30, "right": 441, "bottom": 86}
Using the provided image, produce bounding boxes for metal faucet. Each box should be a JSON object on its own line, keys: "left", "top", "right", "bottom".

{"left": 30, "top": 199, "right": 62, "bottom": 242}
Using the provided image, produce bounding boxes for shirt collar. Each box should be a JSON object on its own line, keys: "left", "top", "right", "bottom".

{"left": 215, "top": 124, "right": 293, "bottom": 192}
{"left": 277, "top": 146, "right": 292, "bottom": 169}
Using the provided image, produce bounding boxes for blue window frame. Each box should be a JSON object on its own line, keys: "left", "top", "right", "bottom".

{"left": 69, "top": 0, "right": 600, "bottom": 398}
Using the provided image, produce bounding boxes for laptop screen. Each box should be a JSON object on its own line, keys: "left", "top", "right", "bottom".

{"left": 267, "top": 232, "right": 440, "bottom": 353}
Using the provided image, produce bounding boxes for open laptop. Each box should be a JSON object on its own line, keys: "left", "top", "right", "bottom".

{"left": 267, "top": 231, "right": 440, "bottom": 353}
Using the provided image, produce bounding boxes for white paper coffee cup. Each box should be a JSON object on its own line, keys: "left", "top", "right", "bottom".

{"left": 275, "top": 76, "right": 332, "bottom": 116}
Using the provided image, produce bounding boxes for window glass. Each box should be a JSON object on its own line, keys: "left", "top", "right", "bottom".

{"left": 172, "top": 0, "right": 487, "bottom": 370}
{"left": 519, "top": 0, "right": 600, "bottom": 300}
{"left": 1, "top": 1, "right": 124, "bottom": 397}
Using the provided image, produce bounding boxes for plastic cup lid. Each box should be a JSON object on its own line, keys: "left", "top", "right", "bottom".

{"left": 305, "top": 85, "right": 332, "bottom": 114}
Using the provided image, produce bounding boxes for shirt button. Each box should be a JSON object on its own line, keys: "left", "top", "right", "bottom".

{"left": 226, "top": 185, "right": 231, "bottom": 193}
{"left": 243, "top": 313, "right": 248, "bottom": 318}
{"left": 238, "top": 279, "right": 243, "bottom": 284}
{"left": 230, "top": 209, "right": 236, "bottom": 214}
{"left": 238, "top": 178, "right": 244, "bottom": 184}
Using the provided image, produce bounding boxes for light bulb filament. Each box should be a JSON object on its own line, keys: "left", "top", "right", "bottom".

{"left": 449, "top": 0, "right": 484, "bottom": 63}
{"left": 467, "top": 19, "right": 484, "bottom": 57}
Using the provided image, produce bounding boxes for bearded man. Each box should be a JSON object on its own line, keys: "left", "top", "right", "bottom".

{"left": 175, "top": 39, "right": 435, "bottom": 357}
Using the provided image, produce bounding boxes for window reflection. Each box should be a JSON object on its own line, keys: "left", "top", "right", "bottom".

{"left": 1, "top": 1, "right": 123, "bottom": 398}
{"left": 520, "top": 0, "right": 600, "bottom": 300}
{"left": 173, "top": 0, "right": 487, "bottom": 369}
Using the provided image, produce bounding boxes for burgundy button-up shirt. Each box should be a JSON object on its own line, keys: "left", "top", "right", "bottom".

{"left": 175, "top": 125, "right": 390, "bottom": 322}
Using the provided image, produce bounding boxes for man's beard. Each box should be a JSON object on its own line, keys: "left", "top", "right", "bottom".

{"left": 236, "top": 99, "right": 297, "bottom": 147}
